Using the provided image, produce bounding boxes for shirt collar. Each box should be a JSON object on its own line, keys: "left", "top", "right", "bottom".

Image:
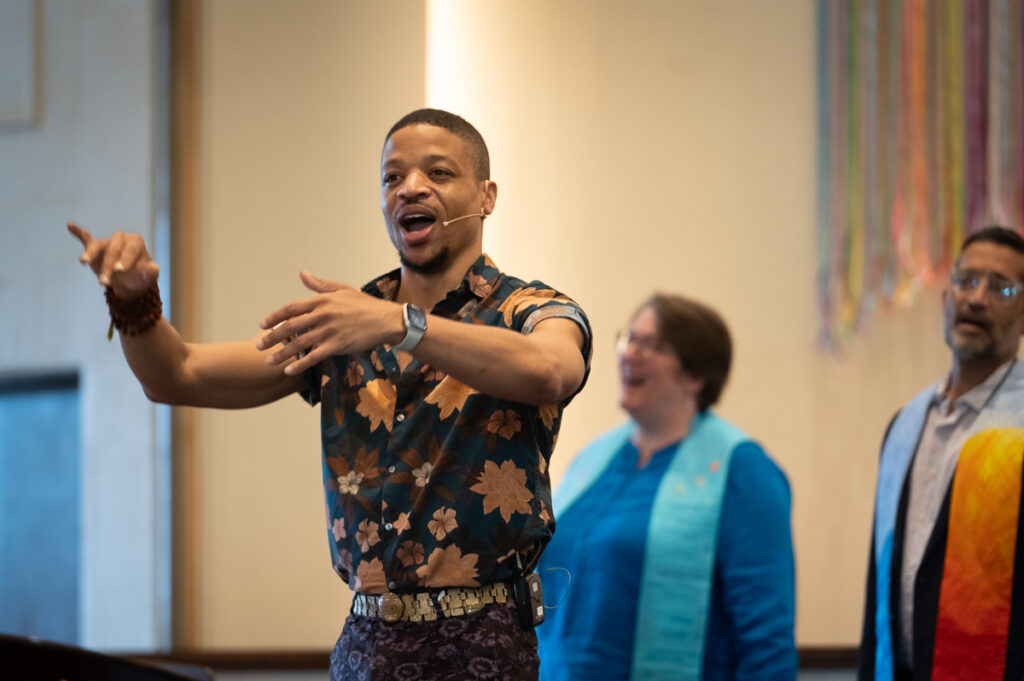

{"left": 362, "top": 253, "right": 501, "bottom": 303}
{"left": 932, "top": 358, "right": 1017, "bottom": 413}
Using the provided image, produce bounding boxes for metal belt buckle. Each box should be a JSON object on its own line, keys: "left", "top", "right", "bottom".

{"left": 379, "top": 592, "right": 404, "bottom": 623}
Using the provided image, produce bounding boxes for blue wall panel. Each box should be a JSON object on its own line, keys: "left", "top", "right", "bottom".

{"left": 0, "top": 374, "right": 80, "bottom": 644}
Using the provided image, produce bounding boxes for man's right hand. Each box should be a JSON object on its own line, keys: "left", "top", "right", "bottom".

{"left": 67, "top": 221, "right": 307, "bottom": 408}
{"left": 68, "top": 222, "right": 160, "bottom": 299}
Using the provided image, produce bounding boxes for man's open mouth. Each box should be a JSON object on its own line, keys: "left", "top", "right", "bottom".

{"left": 400, "top": 212, "right": 436, "bottom": 232}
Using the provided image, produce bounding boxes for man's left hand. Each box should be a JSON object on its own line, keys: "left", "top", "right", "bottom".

{"left": 257, "top": 270, "right": 403, "bottom": 375}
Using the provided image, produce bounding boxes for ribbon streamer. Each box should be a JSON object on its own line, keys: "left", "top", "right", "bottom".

{"left": 817, "top": 0, "right": 1024, "bottom": 349}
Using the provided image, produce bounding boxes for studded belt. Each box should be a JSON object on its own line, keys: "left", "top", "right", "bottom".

{"left": 351, "top": 583, "right": 512, "bottom": 623}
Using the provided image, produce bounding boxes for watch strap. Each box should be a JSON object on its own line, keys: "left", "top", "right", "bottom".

{"left": 394, "top": 303, "right": 427, "bottom": 353}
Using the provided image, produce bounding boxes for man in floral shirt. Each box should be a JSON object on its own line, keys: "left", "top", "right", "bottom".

{"left": 69, "top": 109, "right": 591, "bottom": 680}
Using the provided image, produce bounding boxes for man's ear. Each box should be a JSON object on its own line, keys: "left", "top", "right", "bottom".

{"left": 481, "top": 180, "right": 498, "bottom": 217}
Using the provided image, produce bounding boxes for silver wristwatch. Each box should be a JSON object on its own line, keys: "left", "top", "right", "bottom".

{"left": 394, "top": 303, "right": 427, "bottom": 353}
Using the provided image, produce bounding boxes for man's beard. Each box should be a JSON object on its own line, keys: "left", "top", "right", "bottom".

{"left": 945, "top": 322, "right": 996, "bottom": 362}
{"left": 400, "top": 246, "right": 450, "bottom": 276}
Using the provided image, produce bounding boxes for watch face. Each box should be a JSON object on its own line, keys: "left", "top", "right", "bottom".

{"left": 407, "top": 304, "right": 427, "bottom": 331}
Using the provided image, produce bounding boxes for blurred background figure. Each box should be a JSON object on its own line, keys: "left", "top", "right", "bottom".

{"left": 538, "top": 293, "right": 796, "bottom": 681}
{"left": 859, "top": 227, "right": 1024, "bottom": 681}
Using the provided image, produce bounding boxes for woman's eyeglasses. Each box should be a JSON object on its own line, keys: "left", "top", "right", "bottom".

{"left": 614, "top": 330, "right": 672, "bottom": 358}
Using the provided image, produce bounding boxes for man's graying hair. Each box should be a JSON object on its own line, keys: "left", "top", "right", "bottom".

{"left": 958, "top": 226, "right": 1024, "bottom": 282}
{"left": 960, "top": 225, "right": 1024, "bottom": 257}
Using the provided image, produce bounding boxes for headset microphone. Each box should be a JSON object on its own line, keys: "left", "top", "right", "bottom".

{"left": 441, "top": 213, "right": 485, "bottom": 227}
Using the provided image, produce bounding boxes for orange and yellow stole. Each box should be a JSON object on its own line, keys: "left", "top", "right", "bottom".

{"left": 933, "top": 428, "right": 1024, "bottom": 681}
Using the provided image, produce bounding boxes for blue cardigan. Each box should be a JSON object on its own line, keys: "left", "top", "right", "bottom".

{"left": 539, "top": 413, "right": 796, "bottom": 680}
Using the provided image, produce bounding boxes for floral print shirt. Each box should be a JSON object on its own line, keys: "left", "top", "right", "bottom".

{"left": 304, "top": 254, "right": 591, "bottom": 594}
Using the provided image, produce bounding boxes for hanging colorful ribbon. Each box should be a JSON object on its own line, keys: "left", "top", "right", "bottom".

{"left": 817, "top": 0, "right": 1024, "bottom": 349}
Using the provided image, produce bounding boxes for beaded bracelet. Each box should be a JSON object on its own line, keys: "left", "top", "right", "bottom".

{"left": 105, "top": 285, "right": 162, "bottom": 340}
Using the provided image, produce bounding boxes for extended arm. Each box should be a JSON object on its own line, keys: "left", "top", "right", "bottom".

{"left": 122, "top": 327, "right": 305, "bottom": 408}
{"left": 69, "top": 223, "right": 305, "bottom": 408}
{"left": 257, "top": 271, "right": 587, "bottom": 406}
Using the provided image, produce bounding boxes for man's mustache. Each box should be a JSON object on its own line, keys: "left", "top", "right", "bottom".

{"left": 954, "top": 312, "right": 992, "bottom": 330}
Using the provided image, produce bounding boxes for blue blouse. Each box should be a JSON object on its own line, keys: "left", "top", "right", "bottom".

{"left": 537, "top": 439, "right": 796, "bottom": 681}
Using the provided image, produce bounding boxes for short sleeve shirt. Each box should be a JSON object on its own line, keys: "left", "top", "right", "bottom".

{"left": 304, "top": 254, "right": 592, "bottom": 594}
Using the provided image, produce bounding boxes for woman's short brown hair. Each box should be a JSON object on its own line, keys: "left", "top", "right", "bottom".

{"left": 637, "top": 292, "right": 732, "bottom": 411}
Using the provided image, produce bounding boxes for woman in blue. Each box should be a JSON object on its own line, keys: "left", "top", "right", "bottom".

{"left": 537, "top": 293, "right": 796, "bottom": 681}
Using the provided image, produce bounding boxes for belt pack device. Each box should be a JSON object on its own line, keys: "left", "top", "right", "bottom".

{"left": 513, "top": 553, "right": 545, "bottom": 629}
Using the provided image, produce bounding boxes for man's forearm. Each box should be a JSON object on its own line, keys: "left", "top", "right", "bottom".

{"left": 256, "top": 282, "right": 587, "bottom": 407}
{"left": 118, "top": 316, "right": 305, "bottom": 409}
{"left": 409, "top": 315, "right": 586, "bottom": 406}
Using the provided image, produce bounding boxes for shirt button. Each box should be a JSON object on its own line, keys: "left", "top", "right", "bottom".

{"left": 395, "top": 413, "right": 406, "bottom": 422}
{"left": 387, "top": 581, "right": 397, "bottom": 590}
{"left": 388, "top": 465, "right": 396, "bottom": 474}
{"left": 385, "top": 522, "right": 393, "bottom": 531}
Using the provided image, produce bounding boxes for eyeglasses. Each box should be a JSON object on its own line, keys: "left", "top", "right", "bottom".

{"left": 615, "top": 329, "right": 672, "bottom": 358}
{"left": 949, "top": 268, "right": 1022, "bottom": 305}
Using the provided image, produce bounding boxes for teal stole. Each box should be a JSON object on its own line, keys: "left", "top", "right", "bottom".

{"left": 553, "top": 411, "right": 747, "bottom": 680}
{"left": 872, "top": 360, "right": 1024, "bottom": 680}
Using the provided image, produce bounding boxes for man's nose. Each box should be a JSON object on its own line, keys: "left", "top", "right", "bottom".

{"left": 965, "top": 278, "right": 991, "bottom": 306}
{"left": 398, "top": 170, "right": 428, "bottom": 198}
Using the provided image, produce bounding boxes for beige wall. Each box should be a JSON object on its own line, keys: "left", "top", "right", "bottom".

{"left": 183, "top": 0, "right": 992, "bottom": 650}
{"left": 185, "top": 0, "right": 427, "bottom": 648}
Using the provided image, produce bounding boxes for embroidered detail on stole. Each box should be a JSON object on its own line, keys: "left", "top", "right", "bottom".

{"left": 631, "top": 413, "right": 742, "bottom": 681}
{"left": 932, "top": 428, "right": 1024, "bottom": 681}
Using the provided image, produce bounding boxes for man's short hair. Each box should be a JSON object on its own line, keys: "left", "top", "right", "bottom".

{"left": 959, "top": 226, "right": 1024, "bottom": 280}
{"left": 640, "top": 293, "right": 732, "bottom": 412}
{"left": 385, "top": 109, "right": 490, "bottom": 181}
{"left": 960, "top": 225, "right": 1024, "bottom": 257}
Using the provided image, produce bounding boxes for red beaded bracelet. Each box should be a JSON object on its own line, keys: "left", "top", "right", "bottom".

{"left": 105, "top": 285, "right": 162, "bottom": 340}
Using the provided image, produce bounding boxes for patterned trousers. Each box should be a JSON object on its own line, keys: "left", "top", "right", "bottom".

{"left": 329, "top": 599, "right": 539, "bottom": 681}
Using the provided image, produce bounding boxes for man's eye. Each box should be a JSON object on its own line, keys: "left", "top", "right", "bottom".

{"left": 383, "top": 174, "right": 401, "bottom": 185}
{"left": 990, "top": 278, "right": 1014, "bottom": 295}
{"left": 429, "top": 168, "right": 453, "bottom": 179}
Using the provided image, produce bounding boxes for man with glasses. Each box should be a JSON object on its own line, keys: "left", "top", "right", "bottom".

{"left": 860, "top": 226, "right": 1024, "bottom": 680}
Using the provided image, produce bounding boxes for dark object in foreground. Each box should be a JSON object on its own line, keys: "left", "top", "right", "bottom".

{"left": 0, "top": 633, "right": 214, "bottom": 681}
